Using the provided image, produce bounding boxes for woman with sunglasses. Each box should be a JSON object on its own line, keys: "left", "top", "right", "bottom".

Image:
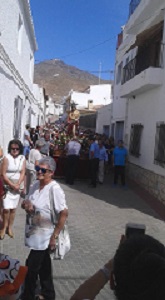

{"left": 0, "top": 139, "right": 26, "bottom": 239}
{"left": 21, "top": 157, "right": 68, "bottom": 300}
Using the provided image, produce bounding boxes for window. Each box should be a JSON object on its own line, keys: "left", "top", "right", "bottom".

{"left": 115, "top": 121, "right": 124, "bottom": 141}
{"left": 13, "top": 97, "right": 23, "bottom": 139}
{"left": 154, "top": 122, "right": 165, "bottom": 167}
{"left": 129, "top": 124, "right": 143, "bottom": 157}
{"left": 116, "top": 62, "right": 123, "bottom": 84}
{"left": 103, "top": 125, "right": 110, "bottom": 137}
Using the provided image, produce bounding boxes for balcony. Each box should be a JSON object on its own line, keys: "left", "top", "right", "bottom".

{"left": 120, "top": 29, "right": 163, "bottom": 98}
{"left": 120, "top": 67, "right": 163, "bottom": 98}
{"left": 126, "top": 0, "right": 164, "bottom": 35}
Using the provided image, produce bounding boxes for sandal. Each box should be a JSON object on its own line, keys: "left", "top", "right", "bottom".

{"left": 0, "top": 230, "right": 5, "bottom": 240}
{"left": 0, "top": 234, "right": 5, "bottom": 240}
{"left": 6, "top": 228, "right": 14, "bottom": 238}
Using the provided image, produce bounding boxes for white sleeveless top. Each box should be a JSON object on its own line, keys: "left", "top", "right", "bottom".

{"left": 6, "top": 154, "right": 25, "bottom": 182}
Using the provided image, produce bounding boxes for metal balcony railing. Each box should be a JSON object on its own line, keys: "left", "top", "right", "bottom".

{"left": 122, "top": 42, "right": 162, "bottom": 85}
{"left": 122, "top": 58, "right": 136, "bottom": 85}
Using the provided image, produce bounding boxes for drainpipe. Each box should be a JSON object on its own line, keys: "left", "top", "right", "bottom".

{"left": 124, "top": 97, "right": 129, "bottom": 147}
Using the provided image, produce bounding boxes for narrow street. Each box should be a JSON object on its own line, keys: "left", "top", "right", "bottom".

{"left": 0, "top": 173, "right": 164, "bottom": 300}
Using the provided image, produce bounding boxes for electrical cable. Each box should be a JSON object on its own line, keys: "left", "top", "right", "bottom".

{"left": 34, "top": 35, "right": 116, "bottom": 68}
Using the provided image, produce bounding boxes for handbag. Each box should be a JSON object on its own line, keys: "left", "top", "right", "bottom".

{"left": 49, "top": 184, "right": 71, "bottom": 260}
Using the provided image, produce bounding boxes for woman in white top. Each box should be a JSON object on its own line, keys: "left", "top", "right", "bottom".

{"left": 0, "top": 140, "right": 26, "bottom": 239}
{"left": 21, "top": 157, "right": 68, "bottom": 300}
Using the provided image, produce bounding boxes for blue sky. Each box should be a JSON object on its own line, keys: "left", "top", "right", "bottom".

{"left": 30, "top": 0, "right": 131, "bottom": 80}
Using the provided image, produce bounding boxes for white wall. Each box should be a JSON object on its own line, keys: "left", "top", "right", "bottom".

{"left": 32, "top": 84, "right": 45, "bottom": 126}
{"left": 0, "top": 0, "right": 36, "bottom": 88}
{"left": 128, "top": 83, "right": 165, "bottom": 177}
{"left": 121, "top": 0, "right": 165, "bottom": 177}
{"left": 0, "top": 0, "right": 39, "bottom": 153}
{"left": 46, "top": 99, "right": 63, "bottom": 119}
{"left": 96, "top": 104, "right": 111, "bottom": 134}
{"left": 71, "top": 84, "right": 112, "bottom": 109}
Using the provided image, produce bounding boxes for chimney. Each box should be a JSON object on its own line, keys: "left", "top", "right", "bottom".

{"left": 88, "top": 100, "right": 93, "bottom": 110}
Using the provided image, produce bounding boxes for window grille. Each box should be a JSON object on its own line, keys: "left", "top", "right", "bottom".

{"left": 154, "top": 123, "right": 165, "bottom": 167}
{"left": 129, "top": 124, "right": 143, "bottom": 157}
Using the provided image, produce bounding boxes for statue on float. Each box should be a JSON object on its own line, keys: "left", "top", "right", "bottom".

{"left": 66, "top": 102, "right": 80, "bottom": 136}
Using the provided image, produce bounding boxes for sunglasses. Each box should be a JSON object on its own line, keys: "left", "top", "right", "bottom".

{"left": 11, "top": 148, "right": 19, "bottom": 151}
{"left": 35, "top": 165, "right": 51, "bottom": 174}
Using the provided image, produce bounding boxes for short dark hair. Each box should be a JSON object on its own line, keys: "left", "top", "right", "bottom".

{"left": 26, "top": 124, "right": 30, "bottom": 129}
{"left": 113, "top": 235, "right": 165, "bottom": 300}
{"left": 8, "top": 139, "right": 23, "bottom": 154}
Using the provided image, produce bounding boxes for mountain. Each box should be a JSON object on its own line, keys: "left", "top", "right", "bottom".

{"left": 34, "top": 59, "right": 111, "bottom": 103}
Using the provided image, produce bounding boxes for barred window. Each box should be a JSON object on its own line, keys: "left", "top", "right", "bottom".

{"left": 154, "top": 123, "right": 165, "bottom": 167}
{"left": 129, "top": 124, "right": 143, "bottom": 157}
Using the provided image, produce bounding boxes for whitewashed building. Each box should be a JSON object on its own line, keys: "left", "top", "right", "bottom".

{"left": 113, "top": 0, "right": 165, "bottom": 204}
{"left": 32, "top": 84, "right": 45, "bottom": 126}
{"left": 66, "top": 84, "right": 112, "bottom": 110}
{"left": 0, "top": 0, "right": 44, "bottom": 152}
{"left": 96, "top": 104, "right": 112, "bottom": 136}
{"left": 45, "top": 98, "right": 63, "bottom": 123}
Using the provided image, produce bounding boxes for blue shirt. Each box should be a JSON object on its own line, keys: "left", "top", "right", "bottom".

{"left": 89, "top": 142, "right": 100, "bottom": 159}
{"left": 99, "top": 146, "right": 107, "bottom": 161}
{"left": 113, "top": 146, "right": 128, "bottom": 166}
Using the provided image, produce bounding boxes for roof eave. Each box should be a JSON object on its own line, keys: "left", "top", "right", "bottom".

{"left": 22, "top": 0, "right": 38, "bottom": 52}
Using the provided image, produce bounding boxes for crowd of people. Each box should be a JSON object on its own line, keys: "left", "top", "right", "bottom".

{"left": 0, "top": 124, "right": 69, "bottom": 299}
{"left": 21, "top": 123, "right": 129, "bottom": 189}
{"left": 0, "top": 124, "right": 129, "bottom": 241}
{"left": 0, "top": 123, "right": 164, "bottom": 299}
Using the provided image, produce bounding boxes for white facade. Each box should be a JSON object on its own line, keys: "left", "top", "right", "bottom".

{"left": 96, "top": 104, "right": 112, "bottom": 136}
{"left": 45, "top": 98, "right": 63, "bottom": 123}
{"left": 113, "top": 0, "right": 165, "bottom": 203}
{"left": 69, "top": 84, "right": 112, "bottom": 109}
{"left": 112, "top": 30, "right": 138, "bottom": 142}
{"left": 0, "top": 0, "right": 43, "bottom": 153}
{"left": 32, "top": 84, "right": 45, "bottom": 126}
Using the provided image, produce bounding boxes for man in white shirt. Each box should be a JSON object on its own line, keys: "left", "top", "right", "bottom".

{"left": 65, "top": 136, "right": 81, "bottom": 185}
{"left": 26, "top": 140, "right": 45, "bottom": 194}
{"left": 23, "top": 125, "right": 33, "bottom": 158}
{"left": 40, "top": 132, "right": 51, "bottom": 156}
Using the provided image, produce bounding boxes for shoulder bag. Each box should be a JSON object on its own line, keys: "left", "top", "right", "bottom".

{"left": 49, "top": 184, "right": 71, "bottom": 260}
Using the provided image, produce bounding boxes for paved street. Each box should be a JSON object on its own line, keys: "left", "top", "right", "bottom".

{"left": 0, "top": 173, "right": 165, "bottom": 300}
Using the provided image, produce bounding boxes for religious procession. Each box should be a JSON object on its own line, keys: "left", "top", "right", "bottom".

{"left": 0, "top": 105, "right": 128, "bottom": 300}
{"left": 0, "top": 0, "right": 165, "bottom": 300}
